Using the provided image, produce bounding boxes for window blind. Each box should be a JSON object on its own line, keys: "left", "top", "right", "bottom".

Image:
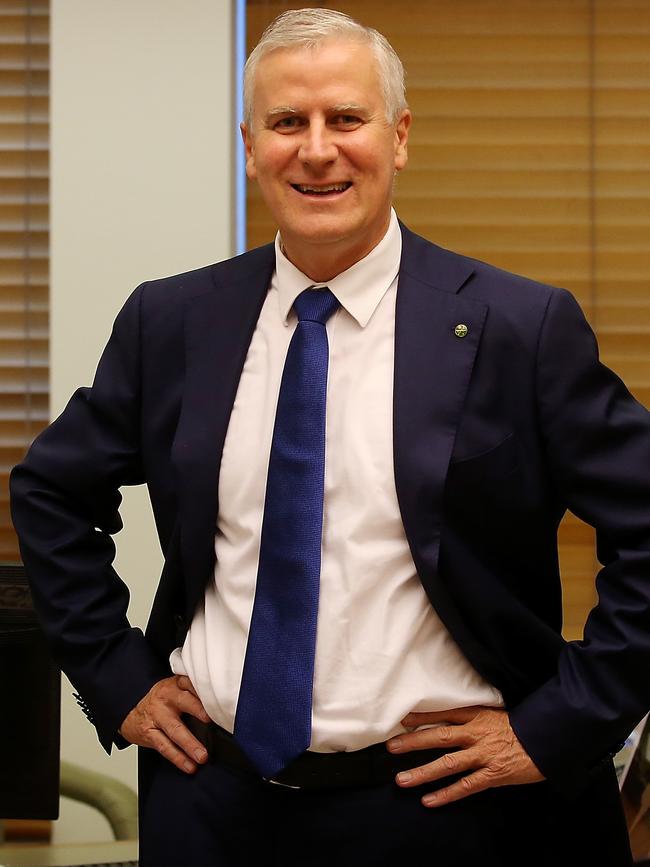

{"left": 593, "top": 0, "right": 650, "bottom": 411}
{"left": 0, "top": 0, "right": 49, "bottom": 562}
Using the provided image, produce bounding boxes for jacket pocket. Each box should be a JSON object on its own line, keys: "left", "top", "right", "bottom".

{"left": 448, "top": 433, "right": 519, "bottom": 486}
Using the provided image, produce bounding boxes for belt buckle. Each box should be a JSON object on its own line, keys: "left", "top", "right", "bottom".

{"left": 263, "top": 776, "right": 301, "bottom": 790}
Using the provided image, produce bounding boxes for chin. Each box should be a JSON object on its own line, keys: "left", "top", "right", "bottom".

{"left": 288, "top": 215, "right": 361, "bottom": 243}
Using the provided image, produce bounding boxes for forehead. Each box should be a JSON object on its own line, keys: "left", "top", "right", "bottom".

{"left": 252, "top": 39, "right": 383, "bottom": 114}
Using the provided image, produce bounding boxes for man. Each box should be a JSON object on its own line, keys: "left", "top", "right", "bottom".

{"left": 10, "top": 8, "right": 650, "bottom": 866}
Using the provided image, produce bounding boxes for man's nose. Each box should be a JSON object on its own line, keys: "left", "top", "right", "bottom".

{"left": 298, "top": 122, "right": 338, "bottom": 166}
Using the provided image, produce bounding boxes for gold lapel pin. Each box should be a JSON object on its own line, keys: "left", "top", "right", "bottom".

{"left": 454, "top": 323, "right": 469, "bottom": 338}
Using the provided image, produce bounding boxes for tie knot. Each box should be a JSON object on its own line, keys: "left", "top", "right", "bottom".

{"left": 293, "top": 287, "right": 340, "bottom": 325}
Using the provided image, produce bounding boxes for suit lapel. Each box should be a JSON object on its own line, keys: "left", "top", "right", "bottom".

{"left": 172, "top": 246, "right": 275, "bottom": 619}
{"left": 394, "top": 225, "right": 487, "bottom": 622}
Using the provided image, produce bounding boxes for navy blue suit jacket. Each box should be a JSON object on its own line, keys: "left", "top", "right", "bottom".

{"left": 10, "top": 224, "right": 650, "bottom": 827}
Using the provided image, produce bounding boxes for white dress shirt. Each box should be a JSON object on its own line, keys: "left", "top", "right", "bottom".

{"left": 170, "top": 209, "right": 503, "bottom": 752}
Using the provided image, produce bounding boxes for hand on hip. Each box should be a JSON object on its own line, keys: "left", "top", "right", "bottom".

{"left": 386, "top": 706, "right": 544, "bottom": 807}
{"left": 119, "top": 675, "right": 211, "bottom": 774}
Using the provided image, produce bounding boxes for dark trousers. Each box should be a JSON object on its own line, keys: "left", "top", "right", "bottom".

{"left": 139, "top": 750, "right": 632, "bottom": 867}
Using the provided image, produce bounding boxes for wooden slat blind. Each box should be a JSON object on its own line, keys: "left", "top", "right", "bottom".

{"left": 0, "top": 0, "right": 49, "bottom": 561}
{"left": 594, "top": 1, "right": 650, "bottom": 412}
{"left": 246, "top": 0, "right": 649, "bottom": 641}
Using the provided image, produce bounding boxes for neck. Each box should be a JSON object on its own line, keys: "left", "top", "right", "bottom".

{"left": 280, "top": 217, "right": 391, "bottom": 283}
{"left": 281, "top": 246, "right": 367, "bottom": 283}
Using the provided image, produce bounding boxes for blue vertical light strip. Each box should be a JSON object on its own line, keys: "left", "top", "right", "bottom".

{"left": 234, "top": 0, "right": 247, "bottom": 254}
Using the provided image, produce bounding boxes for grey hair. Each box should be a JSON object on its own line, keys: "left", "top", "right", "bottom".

{"left": 243, "top": 8, "right": 407, "bottom": 127}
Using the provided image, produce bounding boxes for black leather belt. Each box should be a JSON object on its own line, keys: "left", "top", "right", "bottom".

{"left": 185, "top": 716, "right": 451, "bottom": 791}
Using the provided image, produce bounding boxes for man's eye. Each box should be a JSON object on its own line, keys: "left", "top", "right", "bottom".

{"left": 274, "top": 117, "right": 301, "bottom": 130}
{"left": 333, "top": 115, "right": 361, "bottom": 126}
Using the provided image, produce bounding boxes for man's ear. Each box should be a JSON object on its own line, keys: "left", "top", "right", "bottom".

{"left": 240, "top": 122, "right": 257, "bottom": 181}
{"left": 393, "top": 109, "right": 411, "bottom": 173}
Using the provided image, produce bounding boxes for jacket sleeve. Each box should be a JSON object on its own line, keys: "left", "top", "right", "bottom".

{"left": 10, "top": 283, "right": 170, "bottom": 753}
{"left": 508, "top": 286, "right": 650, "bottom": 793}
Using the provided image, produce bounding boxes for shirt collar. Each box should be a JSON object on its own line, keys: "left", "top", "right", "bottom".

{"left": 274, "top": 208, "right": 402, "bottom": 328}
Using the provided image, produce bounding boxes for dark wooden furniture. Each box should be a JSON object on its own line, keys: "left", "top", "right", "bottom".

{"left": 0, "top": 563, "right": 60, "bottom": 820}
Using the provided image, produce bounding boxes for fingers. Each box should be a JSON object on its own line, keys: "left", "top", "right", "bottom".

{"left": 176, "top": 684, "right": 212, "bottom": 724}
{"left": 387, "top": 707, "right": 545, "bottom": 808}
{"left": 387, "top": 722, "right": 469, "bottom": 754}
{"left": 401, "top": 707, "right": 481, "bottom": 728}
{"left": 175, "top": 675, "right": 211, "bottom": 722}
{"left": 145, "top": 723, "right": 207, "bottom": 774}
{"left": 420, "top": 770, "right": 493, "bottom": 807}
{"left": 119, "top": 675, "right": 211, "bottom": 774}
{"left": 154, "top": 710, "right": 209, "bottom": 772}
{"left": 395, "top": 746, "right": 478, "bottom": 789}
{"left": 392, "top": 746, "right": 494, "bottom": 809}
{"left": 176, "top": 674, "right": 200, "bottom": 698}
{"left": 389, "top": 706, "right": 504, "bottom": 753}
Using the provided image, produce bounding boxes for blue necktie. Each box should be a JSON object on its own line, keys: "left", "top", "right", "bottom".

{"left": 233, "top": 287, "right": 340, "bottom": 779}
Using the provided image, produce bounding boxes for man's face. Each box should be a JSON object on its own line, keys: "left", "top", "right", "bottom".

{"left": 242, "top": 39, "right": 411, "bottom": 275}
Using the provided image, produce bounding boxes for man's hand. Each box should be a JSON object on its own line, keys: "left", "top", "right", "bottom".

{"left": 386, "top": 706, "right": 544, "bottom": 807}
{"left": 119, "top": 675, "right": 211, "bottom": 774}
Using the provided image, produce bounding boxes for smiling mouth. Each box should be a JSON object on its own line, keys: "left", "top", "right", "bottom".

{"left": 291, "top": 182, "right": 352, "bottom": 195}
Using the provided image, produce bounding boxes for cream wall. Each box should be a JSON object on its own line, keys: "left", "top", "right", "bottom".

{"left": 50, "top": 0, "right": 235, "bottom": 843}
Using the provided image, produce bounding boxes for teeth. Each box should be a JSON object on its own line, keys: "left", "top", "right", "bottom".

{"left": 295, "top": 183, "right": 350, "bottom": 193}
